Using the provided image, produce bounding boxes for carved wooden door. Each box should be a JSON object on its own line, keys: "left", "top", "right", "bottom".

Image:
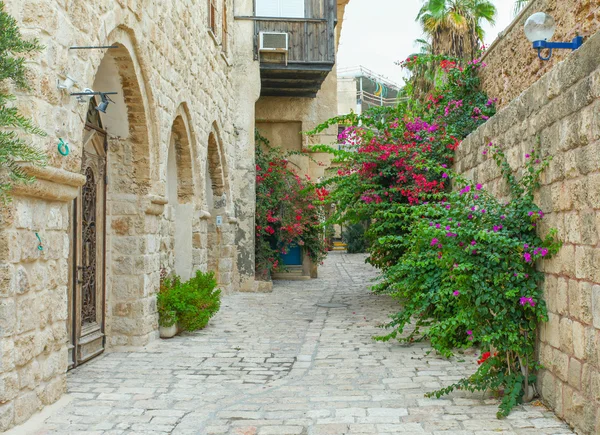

{"left": 70, "top": 122, "right": 107, "bottom": 368}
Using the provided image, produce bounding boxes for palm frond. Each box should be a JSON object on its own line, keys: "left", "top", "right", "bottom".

{"left": 513, "top": 0, "right": 530, "bottom": 17}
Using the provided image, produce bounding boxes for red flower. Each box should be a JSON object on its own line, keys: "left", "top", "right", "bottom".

{"left": 477, "top": 351, "right": 497, "bottom": 365}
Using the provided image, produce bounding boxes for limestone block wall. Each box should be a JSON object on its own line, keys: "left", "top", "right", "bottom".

{"left": 456, "top": 31, "right": 600, "bottom": 434}
{"left": 480, "top": 0, "right": 600, "bottom": 108}
{"left": 1, "top": 0, "right": 260, "bottom": 430}
{"left": 0, "top": 200, "right": 69, "bottom": 429}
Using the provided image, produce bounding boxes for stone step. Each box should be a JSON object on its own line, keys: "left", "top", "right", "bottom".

{"left": 272, "top": 274, "right": 311, "bottom": 281}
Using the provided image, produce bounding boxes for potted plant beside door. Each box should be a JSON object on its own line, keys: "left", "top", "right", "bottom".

{"left": 157, "top": 273, "right": 179, "bottom": 338}
{"left": 157, "top": 270, "right": 222, "bottom": 338}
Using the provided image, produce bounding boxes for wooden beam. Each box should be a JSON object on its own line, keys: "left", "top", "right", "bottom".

{"left": 261, "top": 89, "right": 318, "bottom": 98}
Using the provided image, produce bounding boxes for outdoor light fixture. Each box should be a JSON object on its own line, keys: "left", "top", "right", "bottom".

{"left": 95, "top": 93, "right": 115, "bottom": 113}
{"left": 525, "top": 12, "right": 584, "bottom": 61}
{"left": 70, "top": 90, "right": 118, "bottom": 112}
{"left": 57, "top": 74, "right": 77, "bottom": 91}
{"left": 72, "top": 88, "right": 95, "bottom": 103}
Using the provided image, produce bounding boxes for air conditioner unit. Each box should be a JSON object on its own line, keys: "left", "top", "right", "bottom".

{"left": 259, "top": 32, "right": 289, "bottom": 52}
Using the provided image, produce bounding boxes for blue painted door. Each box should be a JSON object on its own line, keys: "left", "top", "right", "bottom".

{"left": 281, "top": 244, "right": 302, "bottom": 265}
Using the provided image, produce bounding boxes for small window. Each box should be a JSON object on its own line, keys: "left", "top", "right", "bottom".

{"left": 222, "top": 1, "right": 228, "bottom": 54}
{"left": 208, "top": 0, "right": 218, "bottom": 34}
{"left": 256, "top": 0, "right": 304, "bottom": 18}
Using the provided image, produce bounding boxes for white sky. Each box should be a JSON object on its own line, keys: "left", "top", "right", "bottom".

{"left": 337, "top": 0, "right": 517, "bottom": 85}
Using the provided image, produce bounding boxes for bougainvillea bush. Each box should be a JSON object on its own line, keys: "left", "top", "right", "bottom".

{"left": 307, "top": 55, "right": 560, "bottom": 417}
{"left": 310, "top": 55, "right": 495, "bottom": 228}
{"left": 255, "top": 133, "right": 328, "bottom": 280}
{"left": 371, "top": 146, "right": 560, "bottom": 417}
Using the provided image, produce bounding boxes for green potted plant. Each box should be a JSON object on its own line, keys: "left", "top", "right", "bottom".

{"left": 157, "top": 270, "right": 221, "bottom": 338}
{"left": 157, "top": 274, "right": 179, "bottom": 338}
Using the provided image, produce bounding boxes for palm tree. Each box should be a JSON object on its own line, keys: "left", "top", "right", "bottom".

{"left": 513, "top": 0, "right": 530, "bottom": 16}
{"left": 403, "top": 39, "right": 438, "bottom": 100}
{"left": 417, "top": 0, "right": 496, "bottom": 60}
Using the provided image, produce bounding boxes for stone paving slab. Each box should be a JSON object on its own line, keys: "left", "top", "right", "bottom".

{"left": 19, "top": 253, "right": 573, "bottom": 435}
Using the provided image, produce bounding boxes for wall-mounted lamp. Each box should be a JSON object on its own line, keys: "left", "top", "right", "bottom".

{"left": 95, "top": 93, "right": 115, "bottom": 113}
{"left": 70, "top": 90, "right": 118, "bottom": 112}
{"left": 525, "top": 12, "right": 584, "bottom": 61}
{"left": 72, "top": 88, "right": 95, "bottom": 103}
{"left": 57, "top": 74, "right": 78, "bottom": 91}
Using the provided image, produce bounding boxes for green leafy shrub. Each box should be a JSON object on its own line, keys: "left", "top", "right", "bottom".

{"left": 343, "top": 223, "right": 368, "bottom": 253}
{"left": 371, "top": 145, "right": 561, "bottom": 417}
{"left": 307, "top": 53, "right": 558, "bottom": 418}
{"left": 158, "top": 270, "right": 221, "bottom": 331}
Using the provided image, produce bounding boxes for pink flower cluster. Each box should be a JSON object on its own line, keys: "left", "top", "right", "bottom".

{"left": 444, "top": 100, "right": 463, "bottom": 117}
{"left": 519, "top": 297, "right": 536, "bottom": 307}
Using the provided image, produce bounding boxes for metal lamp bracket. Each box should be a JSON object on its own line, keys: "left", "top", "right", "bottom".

{"left": 69, "top": 45, "right": 119, "bottom": 50}
{"left": 533, "top": 36, "right": 584, "bottom": 61}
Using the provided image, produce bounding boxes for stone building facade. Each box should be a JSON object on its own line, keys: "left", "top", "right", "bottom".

{"left": 254, "top": 0, "right": 350, "bottom": 278}
{"left": 457, "top": 30, "right": 600, "bottom": 434}
{"left": 1, "top": 0, "right": 350, "bottom": 430}
{"left": 480, "top": 0, "right": 600, "bottom": 108}
{"left": 0, "top": 0, "right": 265, "bottom": 430}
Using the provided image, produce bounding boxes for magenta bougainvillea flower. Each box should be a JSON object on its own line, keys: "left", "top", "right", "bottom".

{"left": 519, "top": 297, "right": 536, "bottom": 307}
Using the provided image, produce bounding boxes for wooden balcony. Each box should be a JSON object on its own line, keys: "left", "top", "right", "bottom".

{"left": 248, "top": 0, "right": 338, "bottom": 98}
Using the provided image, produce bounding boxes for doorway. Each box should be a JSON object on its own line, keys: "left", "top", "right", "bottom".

{"left": 69, "top": 99, "right": 107, "bottom": 368}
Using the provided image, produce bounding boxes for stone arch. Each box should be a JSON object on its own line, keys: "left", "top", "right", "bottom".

{"left": 92, "top": 26, "right": 156, "bottom": 195}
{"left": 205, "top": 123, "right": 231, "bottom": 210}
{"left": 205, "top": 122, "right": 233, "bottom": 284}
{"left": 87, "top": 27, "right": 159, "bottom": 348}
{"left": 168, "top": 105, "right": 197, "bottom": 204}
{"left": 165, "top": 105, "right": 197, "bottom": 280}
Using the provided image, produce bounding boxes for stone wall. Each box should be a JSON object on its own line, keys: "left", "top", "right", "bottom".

{"left": 480, "top": 0, "right": 600, "bottom": 108}
{"left": 456, "top": 30, "right": 600, "bottom": 434}
{"left": 0, "top": 0, "right": 260, "bottom": 430}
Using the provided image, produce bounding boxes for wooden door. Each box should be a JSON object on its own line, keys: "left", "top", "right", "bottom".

{"left": 69, "top": 126, "right": 107, "bottom": 368}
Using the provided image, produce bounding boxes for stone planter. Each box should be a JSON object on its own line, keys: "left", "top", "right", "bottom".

{"left": 159, "top": 324, "right": 177, "bottom": 339}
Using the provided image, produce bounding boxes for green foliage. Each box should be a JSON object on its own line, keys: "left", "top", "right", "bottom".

{"left": 309, "top": 56, "right": 495, "bottom": 229}
{"left": 309, "top": 48, "right": 558, "bottom": 417}
{"left": 371, "top": 145, "right": 560, "bottom": 416}
{"left": 0, "top": 2, "right": 47, "bottom": 202}
{"left": 255, "top": 131, "right": 328, "bottom": 280}
{"left": 157, "top": 270, "right": 221, "bottom": 331}
{"left": 417, "top": 0, "right": 496, "bottom": 61}
{"left": 343, "top": 223, "right": 368, "bottom": 254}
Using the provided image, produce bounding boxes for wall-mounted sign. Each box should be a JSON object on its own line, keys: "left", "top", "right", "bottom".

{"left": 216, "top": 215, "right": 223, "bottom": 227}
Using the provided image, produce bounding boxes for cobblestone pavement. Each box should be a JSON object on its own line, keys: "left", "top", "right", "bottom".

{"left": 26, "top": 253, "right": 573, "bottom": 435}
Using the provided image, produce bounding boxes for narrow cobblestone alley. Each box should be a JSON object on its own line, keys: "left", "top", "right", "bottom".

{"left": 19, "top": 253, "right": 573, "bottom": 435}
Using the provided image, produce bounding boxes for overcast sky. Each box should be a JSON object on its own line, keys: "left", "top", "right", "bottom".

{"left": 337, "top": 0, "right": 517, "bottom": 85}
